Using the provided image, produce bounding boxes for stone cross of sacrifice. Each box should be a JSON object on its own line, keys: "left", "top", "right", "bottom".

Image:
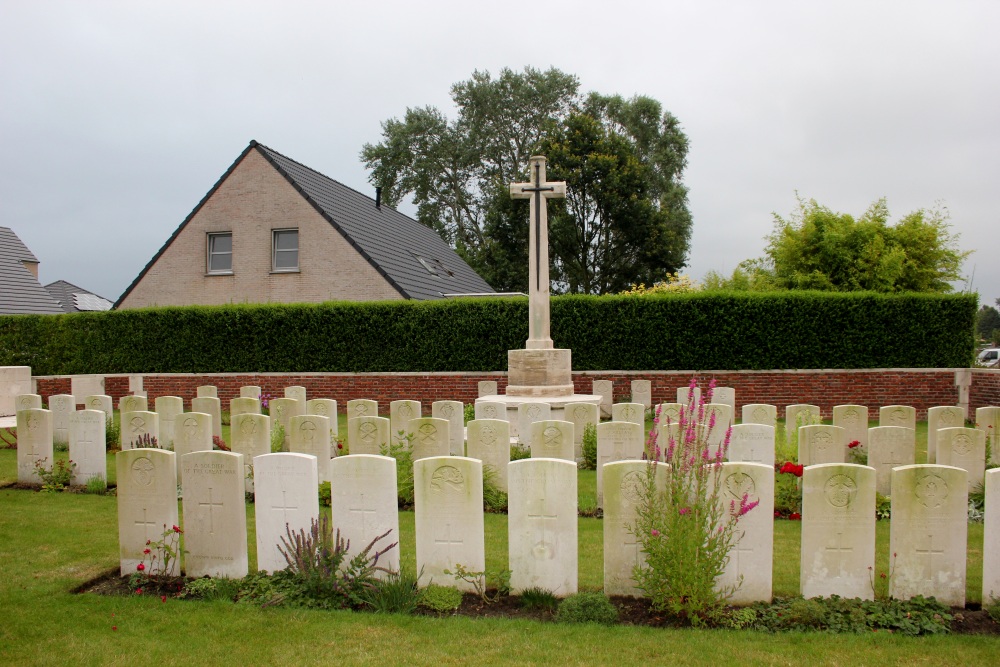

{"left": 510, "top": 156, "right": 566, "bottom": 350}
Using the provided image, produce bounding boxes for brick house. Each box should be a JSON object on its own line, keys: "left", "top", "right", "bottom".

{"left": 115, "top": 141, "right": 494, "bottom": 309}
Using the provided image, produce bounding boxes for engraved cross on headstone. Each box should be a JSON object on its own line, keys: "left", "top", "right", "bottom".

{"left": 825, "top": 532, "right": 854, "bottom": 573}
{"left": 272, "top": 490, "right": 298, "bottom": 527}
{"left": 135, "top": 507, "right": 157, "bottom": 541}
{"left": 915, "top": 533, "right": 945, "bottom": 575}
{"left": 529, "top": 498, "right": 559, "bottom": 556}
{"left": 434, "top": 522, "right": 464, "bottom": 562}
{"left": 510, "top": 156, "right": 566, "bottom": 350}
{"left": 349, "top": 493, "right": 378, "bottom": 541}
{"left": 199, "top": 487, "right": 225, "bottom": 534}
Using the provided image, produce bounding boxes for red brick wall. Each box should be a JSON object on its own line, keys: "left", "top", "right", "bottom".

{"left": 31, "top": 368, "right": 998, "bottom": 419}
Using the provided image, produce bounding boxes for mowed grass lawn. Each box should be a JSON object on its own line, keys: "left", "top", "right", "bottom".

{"left": 0, "top": 431, "right": 996, "bottom": 665}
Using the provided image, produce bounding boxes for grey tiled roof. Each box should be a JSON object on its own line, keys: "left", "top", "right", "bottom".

{"left": 115, "top": 141, "right": 495, "bottom": 307}
{"left": 0, "top": 227, "right": 65, "bottom": 315}
{"left": 255, "top": 142, "right": 494, "bottom": 301}
{"left": 44, "top": 280, "right": 113, "bottom": 313}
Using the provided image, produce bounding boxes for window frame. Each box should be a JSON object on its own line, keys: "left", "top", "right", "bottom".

{"left": 271, "top": 228, "right": 299, "bottom": 273}
{"left": 206, "top": 231, "right": 233, "bottom": 274}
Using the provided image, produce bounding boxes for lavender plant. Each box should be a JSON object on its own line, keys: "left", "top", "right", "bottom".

{"left": 632, "top": 378, "right": 758, "bottom": 625}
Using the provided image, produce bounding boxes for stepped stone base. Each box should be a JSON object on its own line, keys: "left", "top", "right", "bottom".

{"left": 507, "top": 349, "right": 573, "bottom": 397}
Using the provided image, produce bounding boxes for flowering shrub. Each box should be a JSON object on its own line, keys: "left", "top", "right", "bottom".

{"left": 620, "top": 273, "right": 700, "bottom": 295}
{"left": 212, "top": 435, "right": 230, "bottom": 451}
{"left": 847, "top": 439, "right": 867, "bottom": 465}
{"left": 632, "top": 378, "right": 757, "bottom": 624}
{"left": 33, "top": 457, "right": 76, "bottom": 491}
{"left": 132, "top": 433, "right": 161, "bottom": 449}
{"left": 129, "top": 524, "right": 183, "bottom": 592}
{"left": 774, "top": 461, "right": 803, "bottom": 518}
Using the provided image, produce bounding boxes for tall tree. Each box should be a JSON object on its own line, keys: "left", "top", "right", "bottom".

{"left": 360, "top": 67, "right": 692, "bottom": 293}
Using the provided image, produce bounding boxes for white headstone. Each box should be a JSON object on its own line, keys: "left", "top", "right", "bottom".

{"left": 926, "top": 405, "right": 966, "bottom": 464}
{"left": 410, "top": 417, "right": 451, "bottom": 461}
{"left": 785, "top": 404, "right": 820, "bottom": 440}
{"left": 330, "top": 454, "right": 400, "bottom": 575}
{"left": 712, "top": 386, "right": 735, "bottom": 412}
{"left": 603, "top": 460, "right": 666, "bottom": 596}
{"left": 654, "top": 422, "right": 681, "bottom": 462}
{"left": 306, "top": 399, "right": 339, "bottom": 440}
{"left": 116, "top": 448, "right": 178, "bottom": 575}
{"left": 678, "top": 385, "right": 704, "bottom": 407}
{"left": 832, "top": 404, "right": 869, "bottom": 449}
{"left": 240, "top": 385, "right": 262, "bottom": 399}
{"left": 71, "top": 375, "right": 104, "bottom": 405}
{"left": 347, "top": 416, "right": 390, "bottom": 456}
{"left": 593, "top": 380, "right": 613, "bottom": 418}
{"left": 120, "top": 411, "right": 159, "bottom": 450}
{"left": 17, "top": 408, "right": 52, "bottom": 484}
{"left": 69, "top": 409, "right": 106, "bottom": 485}
{"left": 518, "top": 402, "right": 551, "bottom": 445}
{"left": 288, "top": 414, "right": 332, "bottom": 483}
{"left": 414, "top": 456, "right": 485, "bottom": 590}
{"left": 118, "top": 395, "right": 148, "bottom": 414}
{"left": 0, "top": 366, "right": 31, "bottom": 417}
{"left": 529, "top": 420, "right": 574, "bottom": 462}
{"left": 230, "top": 397, "right": 261, "bottom": 417}
{"left": 154, "top": 396, "right": 184, "bottom": 449}
{"left": 798, "top": 425, "right": 847, "bottom": 466}
{"left": 475, "top": 400, "right": 508, "bottom": 422}
{"left": 196, "top": 385, "right": 218, "bottom": 399}
{"left": 284, "top": 386, "right": 307, "bottom": 404}
{"left": 466, "top": 419, "right": 511, "bottom": 493}
{"left": 867, "top": 426, "right": 916, "bottom": 496}
{"left": 173, "top": 412, "right": 213, "bottom": 484}
{"left": 655, "top": 402, "right": 682, "bottom": 424}
{"left": 508, "top": 458, "right": 578, "bottom": 596}
{"left": 16, "top": 393, "right": 42, "bottom": 412}
{"left": 596, "top": 421, "right": 644, "bottom": 506}
{"left": 611, "top": 402, "right": 644, "bottom": 426}
{"left": 728, "top": 424, "right": 775, "bottom": 465}
{"left": 390, "top": 400, "right": 421, "bottom": 445}
{"left": 879, "top": 405, "right": 916, "bottom": 430}
{"left": 889, "top": 464, "right": 968, "bottom": 606}
{"left": 231, "top": 413, "right": 270, "bottom": 493}
{"left": 936, "top": 427, "right": 986, "bottom": 491}
{"left": 191, "top": 396, "right": 222, "bottom": 440}
{"left": 717, "top": 462, "right": 774, "bottom": 604}
{"left": 741, "top": 404, "right": 777, "bottom": 428}
{"left": 49, "top": 394, "right": 75, "bottom": 446}
{"left": 800, "top": 463, "right": 876, "bottom": 600}
{"left": 983, "top": 469, "right": 1000, "bottom": 605}
{"left": 704, "top": 402, "right": 733, "bottom": 430}
{"left": 478, "top": 380, "right": 498, "bottom": 397}
{"left": 347, "top": 399, "right": 379, "bottom": 419}
{"left": 631, "top": 380, "right": 652, "bottom": 410}
{"left": 127, "top": 374, "right": 145, "bottom": 398}
{"left": 181, "top": 451, "right": 248, "bottom": 578}
{"left": 432, "top": 400, "right": 465, "bottom": 456}
{"left": 268, "top": 397, "right": 302, "bottom": 449}
{"left": 975, "top": 406, "right": 1000, "bottom": 464}
{"left": 84, "top": 394, "right": 113, "bottom": 426}
{"left": 253, "top": 452, "right": 320, "bottom": 574}
{"left": 565, "top": 402, "right": 598, "bottom": 454}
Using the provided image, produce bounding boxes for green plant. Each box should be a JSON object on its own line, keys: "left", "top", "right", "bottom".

{"left": 318, "top": 481, "right": 331, "bottom": 507}
{"left": 482, "top": 465, "right": 508, "bottom": 513}
{"left": 129, "top": 524, "right": 183, "bottom": 591}
{"left": 270, "top": 423, "right": 285, "bottom": 453}
{"left": 986, "top": 597, "right": 1000, "bottom": 623}
{"left": 33, "top": 457, "right": 76, "bottom": 491}
{"left": 774, "top": 462, "right": 803, "bottom": 518}
{"left": 419, "top": 583, "right": 464, "bottom": 613}
{"left": 443, "top": 563, "right": 510, "bottom": 604}
{"left": 381, "top": 438, "right": 414, "bottom": 506}
{"left": 105, "top": 418, "right": 121, "bottom": 451}
{"left": 869, "top": 552, "right": 897, "bottom": 601}
{"left": 847, "top": 440, "right": 867, "bottom": 465}
{"left": 362, "top": 569, "right": 422, "bottom": 614}
{"left": 581, "top": 422, "right": 597, "bottom": 470}
{"left": 555, "top": 592, "right": 618, "bottom": 625}
{"left": 463, "top": 402, "right": 475, "bottom": 425}
{"left": 518, "top": 586, "right": 558, "bottom": 611}
{"left": 632, "top": 378, "right": 757, "bottom": 624}
{"left": 178, "top": 577, "right": 241, "bottom": 602}
{"left": 509, "top": 443, "right": 530, "bottom": 461}
{"left": 276, "top": 516, "right": 397, "bottom": 609}
{"left": 875, "top": 493, "right": 891, "bottom": 520}
{"left": 83, "top": 475, "right": 108, "bottom": 495}
{"left": 749, "top": 595, "right": 952, "bottom": 636}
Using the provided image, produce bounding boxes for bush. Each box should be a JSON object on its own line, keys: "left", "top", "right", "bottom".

{"left": 580, "top": 423, "right": 598, "bottom": 470}
{"left": 362, "top": 569, "right": 421, "bottom": 615}
{"left": 482, "top": 465, "right": 508, "bottom": 513}
{"left": 555, "top": 592, "right": 618, "bottom": 625}
{"left": 0, "top": 292, "right": 975, "bottom": 374}
{"left": 518, "top": 587, "right": 558, "bottom": 611}
{"left": 419, "top": 584, "right": 464, "bottom": 612}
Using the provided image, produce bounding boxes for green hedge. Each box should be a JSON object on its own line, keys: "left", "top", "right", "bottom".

{"left": 0, "top": 292, "right": 976, "bottom": 375}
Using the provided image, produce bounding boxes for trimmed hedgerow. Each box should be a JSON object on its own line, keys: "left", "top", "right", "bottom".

{"left": 0, "top": 291, "right": 975, "bottom": 374}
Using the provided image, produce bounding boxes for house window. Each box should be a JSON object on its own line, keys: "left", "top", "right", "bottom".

{"left": 272, "top": 229, "right": 299, "bottom": 272}
{"left": 207, "top": 232, "right": 232, "bottom": 273}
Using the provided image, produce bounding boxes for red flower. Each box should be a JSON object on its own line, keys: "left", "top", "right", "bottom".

{"left": 337, "top": 442, "right": 343, "bottom": 450}
{"left": 143, "top": 548, "right": 151, "bottom": 555}
{"left": 136, "top": 563, "right": 145, "bottom": 572}
{"left": 112, "top": 626, "right": 117, "bottom": 631}
{"left": 848, "top": 440, "right": 860, "bottom": 449}
{"left": 161, "top": 595, "right": 167, "bottom": 603}
{"left": 789, "top": 512, "right": 801, "bottom": 521}
{"left": 780, "top": 462, "right": 804, "bottom": 477}
{"left": 135, "top": 588, "right": 143, "bottom": 595}
{"left": 172, "top": 525, "right": 182, "bottom": 533}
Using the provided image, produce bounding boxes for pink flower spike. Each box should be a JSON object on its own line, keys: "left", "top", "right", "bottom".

{"left": 651, "top": 529, "right": 660, "bottom": 537}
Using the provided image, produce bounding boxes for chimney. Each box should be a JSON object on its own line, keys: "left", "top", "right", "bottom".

{"left": 375, "top": 187, "right": 382, "bottom": 210}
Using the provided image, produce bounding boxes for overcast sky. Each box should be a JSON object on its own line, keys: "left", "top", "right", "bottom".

{"left": 2, "top": 1, "right": 996, "bottom": 306}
